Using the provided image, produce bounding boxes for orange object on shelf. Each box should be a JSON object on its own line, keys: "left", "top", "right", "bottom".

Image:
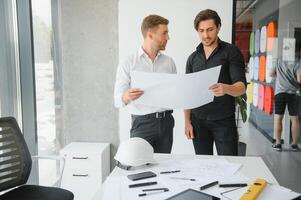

{"left": 259, "top": 56, "right": 266, "bottom": 82}
{"left": 267, "top": 21, "right": 277, "bottom": 52}
{"left": 264, "top": 86, "right": 274, "bottom": 115}
{"left": 267, "top": 21, "right": 277, "bottom": 37}
{"left": 258, "top": 85, "right": 265, "bottom": 110}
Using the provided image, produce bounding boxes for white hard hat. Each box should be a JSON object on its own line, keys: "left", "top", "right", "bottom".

{"left": 114, "top": 137, "right": 156, "bottom": 170}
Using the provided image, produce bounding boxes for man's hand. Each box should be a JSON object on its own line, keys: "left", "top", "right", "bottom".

{"left": 185, "top": 121, "right": 194, "bottom": 139}
{"left": 297, "top": 74, "right": 301, "bottom": 84}
{"left": 122, "top": 88, "right": 144, "bottom": 105}
{"left": 209, "top": 82, "right": 245, "bottom": 97}
{"left": 209, "top": 83, "right": 228, "bottom": 97}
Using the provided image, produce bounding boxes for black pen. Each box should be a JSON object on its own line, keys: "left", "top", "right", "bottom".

{"left": 169, "top": 177, "right": 196, "bottom": 181}
{"left": 160, "top": 170, "right": 181, "bottom": 174}
{"left": 129, "top": 181, "right": 157, "bottom": 188}
{"left": 138, "top": 188, "right": 169, "bottom": 197}
{"left": 200, "top": 181, "right": 219, "bottom": 190}
{"left": 142, "top": 188, "right": 169, "bottom": 192}
{"left": 219, "top": 183, "right": 248, "bottom": 188}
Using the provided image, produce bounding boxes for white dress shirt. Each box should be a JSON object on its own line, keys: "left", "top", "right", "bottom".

{"left": 114, "top": 47, "right": 177, "bottom": 115}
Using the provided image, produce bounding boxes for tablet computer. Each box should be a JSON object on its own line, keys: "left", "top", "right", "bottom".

{"left": 165, "top": 189, "right": 220, "bottom": 200}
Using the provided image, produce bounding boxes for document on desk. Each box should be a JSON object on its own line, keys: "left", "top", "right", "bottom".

{"left": 147, "top": 158, "right": 242, "bottom": 180}
{"left": 142, "top": 158, "right": 244, "bottom": 197}
{"left": 131, "top": 66, "right": 221, "bottom": 109}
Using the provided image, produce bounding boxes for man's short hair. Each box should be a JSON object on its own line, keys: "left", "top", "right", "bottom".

{"left": 194, "top": 9, "right": 221, "bottom": 30}
{"left": 141, "top": 15, "right": 169, "bottom": 38}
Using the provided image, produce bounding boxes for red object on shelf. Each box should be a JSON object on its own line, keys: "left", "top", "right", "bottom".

{"left": 259, "top": 56, "right": 266, "bottom": 82}
{"left": 258, "top": 85, "right": 265, "bottom": 110}
{"left": 264, "top": 86, "right": 274, "bottom": 115}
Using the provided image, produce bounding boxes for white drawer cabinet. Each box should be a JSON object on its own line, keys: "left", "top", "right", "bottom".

{"left": 60, "top": 142, "right": 110, "bottom": 200}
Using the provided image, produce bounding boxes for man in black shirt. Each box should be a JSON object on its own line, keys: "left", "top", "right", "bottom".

{"left": 185, "top": 9, "right": 246, "bottom": 155}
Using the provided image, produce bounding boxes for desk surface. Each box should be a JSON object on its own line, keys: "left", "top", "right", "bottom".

{"left": 97, "top": 154, "right": 278, "bottom": 200}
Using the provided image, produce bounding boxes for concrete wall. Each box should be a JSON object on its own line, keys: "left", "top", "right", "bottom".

{"left": 57, "top": 0, "right": 119, "bottom": 166}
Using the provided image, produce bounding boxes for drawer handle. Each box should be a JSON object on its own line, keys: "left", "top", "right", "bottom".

{"left": 72, "top": 156, "right": 88, "bottom": 160}
{"left": 72, "top": 174, "right": 89, "bottom": 177}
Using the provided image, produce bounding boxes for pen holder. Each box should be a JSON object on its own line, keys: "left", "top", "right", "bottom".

{"left": 240, "top": 178, "right": 267, "bottom": 200}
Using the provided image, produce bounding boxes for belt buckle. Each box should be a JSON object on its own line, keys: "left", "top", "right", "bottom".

{"left": 156, "top": 112, "right": 165, "bottom": 118}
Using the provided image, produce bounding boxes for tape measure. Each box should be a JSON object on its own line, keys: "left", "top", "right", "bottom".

{"left": 240, "top": 179, "right": 267, "bottom": 200}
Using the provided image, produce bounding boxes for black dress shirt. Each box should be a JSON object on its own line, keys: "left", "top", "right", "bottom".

{"left": 186, "top": 39, "right": 246, "bottom": 120}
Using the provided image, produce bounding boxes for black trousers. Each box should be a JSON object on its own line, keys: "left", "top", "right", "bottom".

{"left": 191, "top": 114, "right": 238, "bottom": 156}
{"left": 274, "top": 93, "right": 300, "bottom": 116}
{"left": 130, "top": 112, "right": 174, "bottom": 153}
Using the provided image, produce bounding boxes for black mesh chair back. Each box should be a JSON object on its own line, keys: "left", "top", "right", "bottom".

{"left": 0, "top": 117, "right": 73, "bottom": 200}
{"left": 0, "top": 117, "right": 32, "bottom": 192}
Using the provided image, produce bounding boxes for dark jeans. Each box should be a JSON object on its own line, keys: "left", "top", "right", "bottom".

{"left": 191, "top": 114, "right": 238, "bottom": 156}
{"left": 130, "top": 112, "right": 174, "bottom": 153}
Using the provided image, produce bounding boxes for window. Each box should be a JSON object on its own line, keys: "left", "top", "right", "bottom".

{"left": 235, "top": 0, "right": 301, "bottom": 143}
{"left": 32, "top": 0, "right": 60, "bottom": 155}
{"left": 0, "top": 0, "right": 22, "bottom": 125}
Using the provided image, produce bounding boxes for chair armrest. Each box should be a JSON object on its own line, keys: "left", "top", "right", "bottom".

{"left": 31, "top": 155, "right": 65, "bottom": 187}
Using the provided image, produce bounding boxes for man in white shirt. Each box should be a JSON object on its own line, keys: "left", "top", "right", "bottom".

{"left": 114, "top": 15, "right": 177, "bottom": 153}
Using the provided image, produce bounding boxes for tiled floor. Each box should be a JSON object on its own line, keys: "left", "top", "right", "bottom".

{"left": 239, "top": 121, "right": 301, "bottom": 193}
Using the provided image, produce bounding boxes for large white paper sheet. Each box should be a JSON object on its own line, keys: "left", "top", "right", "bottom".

{"left": 131, "top": 66, "right": 221, "bottom": 109}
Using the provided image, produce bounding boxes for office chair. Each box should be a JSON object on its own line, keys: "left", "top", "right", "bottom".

{"left": 0, "top": 117, "right": 74, "bottom": 200}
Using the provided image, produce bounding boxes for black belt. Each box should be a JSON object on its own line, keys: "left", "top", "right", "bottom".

{"left": 132, "top": 111, "right": 173, "bottom": 119}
